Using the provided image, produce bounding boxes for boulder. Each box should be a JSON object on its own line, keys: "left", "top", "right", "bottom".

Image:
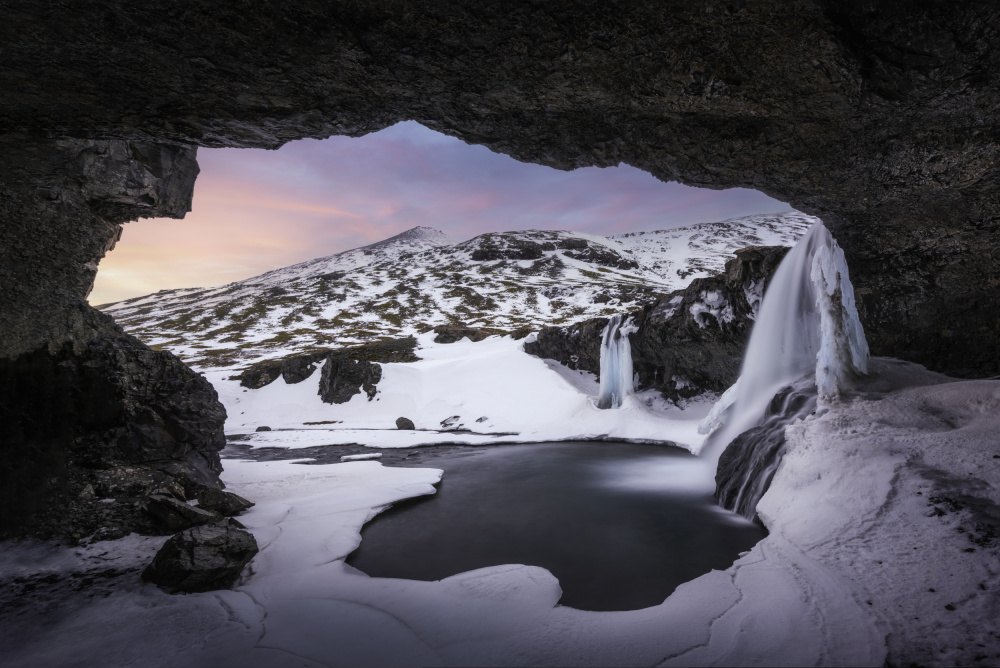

{"left": 395, "top": 417, "right": 415, "bottom": 430}
{"left": 193, "top": 487, "right": 254, "bottom": 517}
{"left": 142, "top": 522, "right": 259, "bottom": 593}
{"left": 143, "top": 494, "right": 222, "bottom": 533}
{"left": 255, "top": 426, "right": 271, "bottom": 432}
{"left": 318, "top": 354, "right": 381, "bottom": 404}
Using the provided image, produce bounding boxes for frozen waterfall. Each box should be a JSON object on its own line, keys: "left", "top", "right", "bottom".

{"left": 596, "top": 315, "right": 637, "bottom": 409}
{"left": 701, "top": 221, "right": 869, "bottom": 456}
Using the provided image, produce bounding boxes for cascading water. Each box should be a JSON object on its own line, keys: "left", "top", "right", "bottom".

{"left": 701, "top": 222, "right": 869, "bottom": 521}
{"left": 596, "top": 315, "right": 637, "bottom": 409}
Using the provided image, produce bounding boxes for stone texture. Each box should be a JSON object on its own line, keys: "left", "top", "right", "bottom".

{"left": 432, "top": 324, "right": 499, "bottom": 344}
{"left": 190, "top": 487, "right": 254, "bottom": 517}
{"left": 2, "top": 3, "right": 1000, "bottom": 376}
{"left": 144, "top": 494, "right": 222, "bottom": 533}
{"left": 141, "top": 523, "right": 259, "bottom": 594}
{"left": 395, "top": 417, "right": 416, "bottom": 430}
{"left": 0, "top": 319, "right": 227, "bottom": 539}
{"left": 526, "top": 246, "right": 789, "bottom": 401}
{"left": 318, "top": 355, "right": 382, "bottom": 405}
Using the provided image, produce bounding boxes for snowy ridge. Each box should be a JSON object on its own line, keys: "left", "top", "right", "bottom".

{"left": 102, "top": 212, "right": 814, "bottom": 370}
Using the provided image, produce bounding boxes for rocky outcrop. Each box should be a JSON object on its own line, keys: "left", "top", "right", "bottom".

{"left": 631, "top": 246, "right": 789, "bottom": 401}
{"left": 142, "top": 522, "right": 259, "bottom": 594}
{"left": 432, "top": 324, "right": 502, "bottom": 344}
{"left": 524, "top": 318, "right": 610, "bottom": 375}
{"left": 526, "top": 246, "right": 789, "bottom": 401}
{"left": 0, "top": 317, "right": 227, "bottom": 539}
{"left": 319, "top": 355, "right": 382, "bottom": 405}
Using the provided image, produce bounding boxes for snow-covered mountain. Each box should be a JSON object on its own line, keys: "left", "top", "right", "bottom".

{"left": 101, "top": 212, "right": 815, "bottom": 370}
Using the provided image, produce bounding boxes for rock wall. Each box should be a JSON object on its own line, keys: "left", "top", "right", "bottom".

{"left": 527, "top": 247, "right": 789, "bottom": 402}
{"left": 0, "top": 138, "right": 225, "bottom": 538}
{"left": 3, "top": 2, "right": 1000, "bottom": 530}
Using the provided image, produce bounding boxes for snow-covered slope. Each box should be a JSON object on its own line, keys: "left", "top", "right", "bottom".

{"left": 101, "top": 212, "right": 814, "bottom": 370}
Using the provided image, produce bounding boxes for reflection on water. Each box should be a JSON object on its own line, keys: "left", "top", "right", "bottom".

{"left": 347, "top": 442, "right": 765, "bottom": 611}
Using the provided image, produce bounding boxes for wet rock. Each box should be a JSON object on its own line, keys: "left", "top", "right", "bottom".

{"left": 396, "top": 417, "right": 415, "bottom": 430}
{"left": 142, "top": 523, "right": 259, "bottom": 594}
{"left": 144, "top": 494, "right": 222, "bottom": 533}
{"left": 526, "top": 247, "right": 790, "bottom": 401}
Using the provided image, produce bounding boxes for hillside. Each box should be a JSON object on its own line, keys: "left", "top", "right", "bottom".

{"left": 101, "top": 212, "right": 815, "bottom": 370}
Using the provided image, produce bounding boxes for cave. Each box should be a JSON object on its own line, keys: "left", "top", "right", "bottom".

{"left": 2, "top": 3, "right": 999, "bottom": 533}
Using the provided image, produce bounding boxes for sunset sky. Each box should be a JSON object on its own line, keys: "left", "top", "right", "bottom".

{"left": 90, "top": 121, "right": 792, "bottom": 305}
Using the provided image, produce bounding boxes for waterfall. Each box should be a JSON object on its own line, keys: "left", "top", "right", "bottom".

{"left": 701, "top": 221, "right": 869, "bottom": 521}
{"left": 596, "top": 315, "right": 637, "bottom": 409}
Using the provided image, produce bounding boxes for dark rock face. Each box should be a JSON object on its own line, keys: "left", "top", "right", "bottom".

{"left": 526, "top": 246, "right": 788, "bottom": 401}
{"left": 632, "top": 246, "right": 790, "bottom": 401}
{"left": 319, "top": 355, "right": 382, "bottom": 404}
{"left": 142, "top": 523, "right": 259, "bottom": 594}
{"left": 0, "top": 318, "right": 227, "bottom": 538}
{"left": 239, "top": 338, "right": 419, "bottom": 389}
{"left": 396, "top": 417, "right": 416, "bottom": 430}
{"left": 4, "top": 2, "right": 1000, "bottom": 531}
{"left": 524, "top": 318, "right": 610, "bottom": 375}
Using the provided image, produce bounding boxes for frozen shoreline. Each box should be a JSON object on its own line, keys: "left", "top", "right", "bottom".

{"left": 2, "top": 358, "right": 998, "bottom": 666}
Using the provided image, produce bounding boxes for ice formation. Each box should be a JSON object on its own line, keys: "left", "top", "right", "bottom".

{"left": 596, "top": 315, "right": 637, "bottom": 409}
{"left": 701, "top": 221, "right": 869, "bottom": 450}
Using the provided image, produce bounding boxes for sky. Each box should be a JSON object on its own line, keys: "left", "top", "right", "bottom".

{"left": 90, "top": 121, "right": 792, "bottom": 305}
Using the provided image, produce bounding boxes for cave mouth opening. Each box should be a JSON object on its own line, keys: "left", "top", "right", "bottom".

{"left": 89, "top": 121, "right": 795, "bottom": 308}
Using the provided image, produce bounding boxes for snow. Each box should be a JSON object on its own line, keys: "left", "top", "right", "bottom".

{"left": 212, "top": 333, "right": 711, "bottom": 452}
{"left": 3, "top": 359, "right": 998, "bottom": 666}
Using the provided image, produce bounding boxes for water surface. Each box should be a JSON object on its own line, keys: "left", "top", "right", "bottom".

{"left": 347, "top": 441, "right": 765, "bottom": 611}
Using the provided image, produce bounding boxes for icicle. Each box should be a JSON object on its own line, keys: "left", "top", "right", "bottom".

{"left": 597, "top": 315, "right": 637, "bottom": 409}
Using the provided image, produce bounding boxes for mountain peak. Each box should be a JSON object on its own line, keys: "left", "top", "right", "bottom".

{"left": 362, "top": 226, "right": 453, "bottom": 250}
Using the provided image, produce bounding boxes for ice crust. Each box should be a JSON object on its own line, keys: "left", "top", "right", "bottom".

{"left": 2, "top": 360, "right": 999, "bottom": 666}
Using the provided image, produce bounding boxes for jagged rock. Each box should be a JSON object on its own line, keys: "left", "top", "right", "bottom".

{"left": 280, "top": 355, "right": 320, "bottom": 384}
{"left": 524, "top": 318, "right": 610, "bottom": 374}
{"left": 631, "top": 246, "right": 790, "bottom": 401}
{"left": 239, "top": 361, "right": 282, "bottom": 389}
{"left": 526, "top": 247, "right": 790, "bottom": 401}
{"left": 142, "top": 523, "right": 259, "bottom": 594}
{"left": 318, "top": 354, "right": 382, "bottom": 404}
{"left": 433, "top": 324, "right": 498, "bottom": 344}
{"left": 0, "top": 318, "right": 227, "bottom": 540}
{"left": 395, "top": 417, "right": 415, "bottom": 430}
{"left": 193, "top": 487, "right": 254, "bottom": 517}
{"left": 144, "top": 494, "right": 222, "bottom": 533}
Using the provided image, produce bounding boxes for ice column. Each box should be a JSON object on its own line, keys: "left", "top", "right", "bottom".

{"left": 597, "top": 315, "right": 637, "bottom": 409}
{"left": 700, "top": 222, "right": 869, "bottom": 448}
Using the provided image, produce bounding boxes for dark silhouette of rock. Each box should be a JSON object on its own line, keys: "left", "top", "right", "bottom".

{"left": 255, "top": 426, "right": 272, "bottom": 432}
{"left": 526, "top": 247, "right": 790, "bottom": 401}
{"left": 318, "top": 354, "right": 382, "bottom": 404}
{"left": 395, "top": 417, "right": 416, "bottom": 430}
{"left": 193, "top": 488, "right": 254, "bottom": 517}
{"left": 239, "top": 338, "right": 419, "bottom": 389}
{"left": 144, "top": 494, "right": 222, "bottom": 533}
{"left": 432, "top": 324, "right": 497, "bottom": 344}
{"left": 142, "top": 523, "right": 259, "bottom": 594}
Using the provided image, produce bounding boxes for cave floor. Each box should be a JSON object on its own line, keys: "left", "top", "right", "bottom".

{"left": 1, "top": 358, "right": 998, "bottom": 667}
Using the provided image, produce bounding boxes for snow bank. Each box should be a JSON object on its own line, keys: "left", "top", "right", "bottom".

{"left": 211, "top": 333, "right": 711, "bottom": 452}
{"left": 3, "top": 358, "right": 996, "bottom": 666}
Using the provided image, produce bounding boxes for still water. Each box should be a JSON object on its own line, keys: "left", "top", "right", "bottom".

{"left": 346, "top": 441, "right": 765, "bottom": 611}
